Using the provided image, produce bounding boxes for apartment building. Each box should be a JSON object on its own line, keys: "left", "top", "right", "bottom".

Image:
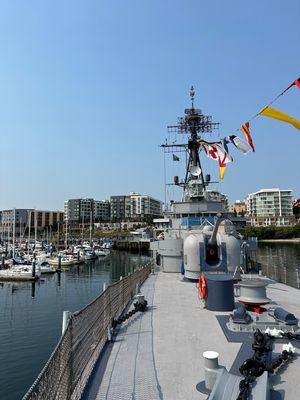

{"left": 0, "top": 208, "right": 64, "bottom": 238}
{"left": 64, "top": 199, "right": 110, "bottom": 227}
{"left": 246, "top": 188, "right": 295, "bottom": 226}
{"left": 111, "top": 193, "right": 163, "bottom": 222}
{"left": 228, "top": 201, "right": 247, "bottom": 216}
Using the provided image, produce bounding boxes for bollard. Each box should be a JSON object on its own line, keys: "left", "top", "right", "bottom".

{"left": 135, "top": 283, "right": 140, "bottom": 295}
{"left": 151, "top": 263, "right": 155, "bottom": 275}
{"left": 58, "top": 254, "right": 62, "bottom": 270}
{"left": 1, "top": 254, "right": 4, "bottom": 270}
{"left": 103, "top": 282, "right": 106, "bottom": 292}
{"left": 62, "top": 311, "right": 72, "bottom": 335}
{"left": 136, "top": 293, "right": 145, "bottom": 305}
{"left": 203, "top": 351, "right": 220, "bottom": 390}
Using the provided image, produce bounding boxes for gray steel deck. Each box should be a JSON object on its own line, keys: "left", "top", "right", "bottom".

{"left": 83, "top": 269, "right": 300, "bottom": 400}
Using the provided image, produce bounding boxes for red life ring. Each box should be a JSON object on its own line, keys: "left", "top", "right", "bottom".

{"left": 198, "top": 275, "right": 207, "bottom": 299}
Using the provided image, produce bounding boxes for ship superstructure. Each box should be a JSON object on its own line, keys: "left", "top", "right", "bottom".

{"left": 151, "top": 87, "right": 252, "bottom": 278}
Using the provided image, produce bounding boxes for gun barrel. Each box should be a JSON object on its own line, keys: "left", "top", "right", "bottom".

{"left": 209, "top": 213, "right": 223, "bottom": 245}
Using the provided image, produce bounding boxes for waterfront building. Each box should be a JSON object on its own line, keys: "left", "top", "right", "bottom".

{"left": 293, "top": 198, "right": 300, "bottom": 222}
{"left": 1, "top": 209, "right": 28, "bottom": 240}
{"left": 246, "top": 188, "right": 295, "bottom": 226}
{"left": 110, "top": 195, "right": 126, "bottom": 221}
{"left": 228, "top": 200, "right": 246, "bottom": 216}
{"left": 28, "top": 210, "right": 64, "bottom": 229}
{"left": 94, "top": 200, "right": 110, "bottom": 221}
{"left": 0, "top": 209, "right": 64, "bottom": 240}
{"left": 111, "top": 193, "right": 163, "bottom": 222}
{"left": 64, "top": 198, "right": 110, "bottom": 228}
{"left": 126, "top": 192, "right": 163, "bottom": 222}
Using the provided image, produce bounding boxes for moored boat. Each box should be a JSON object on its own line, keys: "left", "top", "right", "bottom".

{"left": 0, "top": 264, "right": 41, "bottom": 281}
{"left": 38, "top": 263, "right": 57, "bottom": 274}
{"left": 94, "top": 248, "right": 110, "bottom": 257}
{"left": 47, "top": 255, "right": 75, "bottom": 267}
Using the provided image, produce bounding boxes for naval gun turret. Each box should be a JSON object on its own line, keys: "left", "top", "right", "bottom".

{"left": 183, "top": 215, "right": 241, "bottom": 280}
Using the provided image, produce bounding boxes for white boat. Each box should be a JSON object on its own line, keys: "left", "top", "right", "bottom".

{"left": 38, "top": 263, "right": 57, "bottom": 274}
{"left": 47, "top": 256, "right": 75, "bottom": 267}
{"left": 84, "top": 250, "right": 97, "bottom": 261}
{"left": 69, "top": 248, "right": 85, "bottom": 264}
{"left": 72, "top": 255, "right": 85, "bottom": 265}
{"left": 0, "top": 264, "right": 41, "bottom": 280}
{"left": 95, "top": 248, "right": 110, "bottom": 257}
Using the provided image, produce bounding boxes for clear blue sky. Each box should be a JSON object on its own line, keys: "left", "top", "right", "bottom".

{"left": 0, "top": 0, "right": 299, "bottom": 210}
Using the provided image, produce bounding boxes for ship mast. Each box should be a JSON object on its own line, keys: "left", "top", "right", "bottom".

{"left": 162, "top": 86, "right": 219, "bottom": 201}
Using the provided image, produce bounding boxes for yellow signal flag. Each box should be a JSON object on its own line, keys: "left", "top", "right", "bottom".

{"left": 259, "top": 106, "right": 300, "bottom": 130}
{"left": 219, "top": 166, "right": 226, "bottom": 180}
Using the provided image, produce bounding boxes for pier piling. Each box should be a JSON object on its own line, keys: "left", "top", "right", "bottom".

{"left": 32, "top": 259, "right": 36, "bottom": 278}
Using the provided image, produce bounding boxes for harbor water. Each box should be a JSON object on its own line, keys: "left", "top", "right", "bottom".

{"left": 0, "top": 251, "right": 150, "bottom": 400}
{"left": 256, "top": 241, "right": 300, "bottom": 289}
{"left": 0, "top": 244, "right": 299, "bottom": 400}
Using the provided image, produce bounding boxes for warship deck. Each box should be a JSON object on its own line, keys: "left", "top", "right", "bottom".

{"left": 83, "top": 269, "right": 300, "bottom": 400}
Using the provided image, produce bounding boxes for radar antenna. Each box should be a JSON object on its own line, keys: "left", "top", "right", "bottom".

{"left": 162, "top": 87, "right": 220, "bottom": 200}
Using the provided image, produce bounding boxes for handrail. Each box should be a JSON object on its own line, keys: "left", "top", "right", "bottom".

{"left": 22, "top": 263, "right": 151, "bottom": 400}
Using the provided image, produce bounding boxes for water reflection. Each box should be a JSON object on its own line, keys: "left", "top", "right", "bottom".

{"left": 257, "top": 242, "right": 300, "bottom": 288}
{"left": 0, "top": 250, "right": 150, "bottom": 400}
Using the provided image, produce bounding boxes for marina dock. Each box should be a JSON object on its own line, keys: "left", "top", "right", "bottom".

{"left": 83, "top": 268, "right": 300, "bottom": 400}
{"left": 112, "top": 240, "right": 150, "bottom": 253}
{"left": 0, "top": 275, "right": 38, "bottom": 281}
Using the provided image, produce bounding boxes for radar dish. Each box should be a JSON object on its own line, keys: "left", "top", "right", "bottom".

{"left": 190, "top": 166, "right": 201, "bottom": 176}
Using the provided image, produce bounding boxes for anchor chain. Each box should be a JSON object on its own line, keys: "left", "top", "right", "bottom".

{"left": 112, "top": 299, "right": 148, "bottom": 329}
{"left": 281, "top": 331, "right": 300, "bottom": 341}
{"left": 266, "top": 349, "right": 292, "bottom": 374}
{"left": 237, "top": 329, "right": 294, "bottom": 400}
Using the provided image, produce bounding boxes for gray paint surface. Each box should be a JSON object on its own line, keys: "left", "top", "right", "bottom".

{"left": 84, "top": 270, "right": 300, "bottom": 400}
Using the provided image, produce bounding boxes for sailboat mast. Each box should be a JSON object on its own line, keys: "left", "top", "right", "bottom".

{"left": 12, "top": 208, "right": 16, "bottom": 259}
{"left": 57, "top": 221, "right": 60, "bottom": 253}
{"left": 65, "top": 218, "right": 68, "bottom": 250}
{"left": 34, "top": 210, "right": 37, "bottom": 250}
{"left": 28, "top": 210, "right": 31, "bottom": 256}
{"left": 89, "top": 210, "right": 92, "bottom": 244}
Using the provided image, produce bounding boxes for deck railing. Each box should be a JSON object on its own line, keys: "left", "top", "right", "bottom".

{"left": 22, "top": 264, "right": 151, "bottom": 400}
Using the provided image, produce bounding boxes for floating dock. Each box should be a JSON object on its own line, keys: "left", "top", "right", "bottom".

{"left": 112, "top": 240, "right": 150, "bottom": 253}
{"left": 0, "top": 274, "right": 39, "bottom": 282}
